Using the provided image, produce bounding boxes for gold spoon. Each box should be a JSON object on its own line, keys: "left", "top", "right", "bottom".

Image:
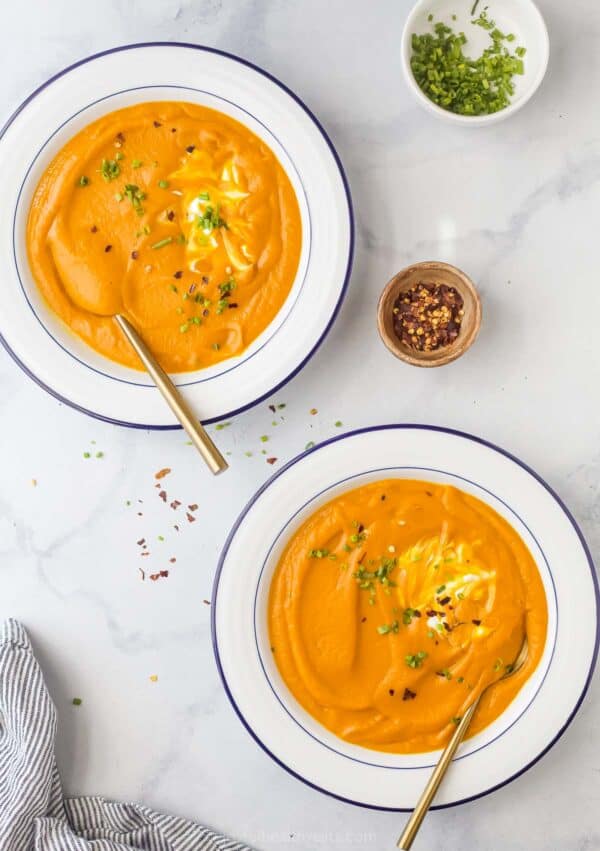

{"left": 48, "top": 237, "right": 228, "bottom": 474}
{"left": 397, "top": 637, "right": 529, "bottom": 850}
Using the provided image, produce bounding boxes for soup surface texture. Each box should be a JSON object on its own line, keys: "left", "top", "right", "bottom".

{"left": 268, "top": 479, "right": 548, "bottom": 754}
{"left": 27, "top": 102, "right": 302, "bottom": 372}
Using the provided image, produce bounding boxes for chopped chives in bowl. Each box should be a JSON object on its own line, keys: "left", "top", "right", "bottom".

{"left": 410, "top": 11, "right": 526, "bottom": 116}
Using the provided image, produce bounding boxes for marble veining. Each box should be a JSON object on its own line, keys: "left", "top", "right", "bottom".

{"left": 1, "top": 1, "right": 599, "bottom": 848}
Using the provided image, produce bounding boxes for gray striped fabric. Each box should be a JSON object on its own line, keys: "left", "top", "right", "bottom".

{"left": 0, "top": 620, "right": 253, "bottom": 851}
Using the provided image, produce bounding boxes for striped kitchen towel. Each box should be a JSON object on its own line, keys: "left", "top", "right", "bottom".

{"left": 0, "top": 619, "right": 253, "bottom": 851}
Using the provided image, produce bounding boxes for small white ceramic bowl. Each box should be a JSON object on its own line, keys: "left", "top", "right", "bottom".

{"left": 401, "top": 0, "right": 549, "bottom": 126}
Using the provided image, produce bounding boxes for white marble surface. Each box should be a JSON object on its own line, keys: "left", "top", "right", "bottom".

{"left": 1, "top": 1, "right": 599, "bottom": 848}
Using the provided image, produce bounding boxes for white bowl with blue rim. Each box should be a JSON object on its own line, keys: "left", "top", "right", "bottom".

{"left": 212, "top": 424, "right": 598, "bottom": 810}
{"left": 401, "top": 0, "right": 550, "bottom": 126}
{"left": 0, "top": 43, "right": 353, "bottom": 428}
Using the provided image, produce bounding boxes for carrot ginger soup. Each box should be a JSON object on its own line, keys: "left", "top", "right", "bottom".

{"left": 27, "top": 102, "right": 302, "bottom": 372}
{"left": 268, "top": 479, "right": 548, "bottom": 754}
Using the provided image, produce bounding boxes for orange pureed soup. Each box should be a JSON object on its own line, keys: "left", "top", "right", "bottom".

{"left": 268, "top": 479, "right": 548, "bottom": 754}
{"left": 27, "top": 102, "right": 302, "bottom": 372}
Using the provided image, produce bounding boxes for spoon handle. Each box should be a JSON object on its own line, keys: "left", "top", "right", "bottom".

{"left": 115, "top": 314, "right": 228, "bottom": 475}
{"left": 397, "top": 697, "right": 481, "bottom": 850}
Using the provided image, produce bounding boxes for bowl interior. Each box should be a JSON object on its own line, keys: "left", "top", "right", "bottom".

{"left": 13, "top": 85, "right": 312, "bottom": 388}
{"left": 253, "top": 465, "right": 556, "bottom": 768}
{"left": 402, "top": 0, "right": 549, "bottom": 123}
{"left": 378, "top": 262, "right": 481, "bottom": 366}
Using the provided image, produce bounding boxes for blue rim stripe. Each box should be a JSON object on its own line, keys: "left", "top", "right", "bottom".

{"left": 0, "top": 42, "right": 354, "bottom": 428}
{"left": 211, "top": 424, "right": 599, "bottom": 812}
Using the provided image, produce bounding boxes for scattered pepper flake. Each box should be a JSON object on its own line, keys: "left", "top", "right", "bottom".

{"left": 266, "top": 457, "right": 278, "bottom": 465}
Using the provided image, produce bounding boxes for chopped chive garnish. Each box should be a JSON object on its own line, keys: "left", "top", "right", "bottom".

{"left": 377, "top": 620, "right": 400, "bottom": 635}
{"left": 179, "top": 323, "right": 189, "bottom": 333}
{"left": 151, "top": 237, "right": 173, "bottom": 250}
{"left": 411, "top": 14, "right": 526, "bottom": 116}
{"left": 123, "top": 183, "right": 146, "bottom": 215}
{"left": 78, "top": 175, "right": 90, "bottom": 187}
{"left": 132, "top": 159, "right": 143, "bottom": 169}
{"left": 158, "top": 179, "right": 169, "bottom": 189}
{"left": 100, "top": 158, "right": 120, "bottom": 182}
{"left": 72, "top": 697, "right": 82, "bottom": 706}
{"left": 115, "top": 151, "right": 124, "bottom": 161}
{"left": 405, "top": 651, "right": 428, "bottom": 669}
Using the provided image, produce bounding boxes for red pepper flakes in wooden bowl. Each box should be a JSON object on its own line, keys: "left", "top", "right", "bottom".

{"left": 377, "top": 261, "right": 481, "bottom": 367}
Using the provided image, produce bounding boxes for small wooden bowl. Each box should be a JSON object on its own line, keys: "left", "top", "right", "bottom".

{"left": 377, "top": 261, "right": 482, "bottom": 367}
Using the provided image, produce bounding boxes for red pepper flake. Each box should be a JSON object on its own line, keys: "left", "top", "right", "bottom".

{"left": 266, "top": 457, "right": 278, "bottom": 465}
{"left": 403, "top": 688, "right": 417, "bottom": 701}
{"left": 158, "top": 490, "right": 167, "bottom": 502}
{"left": 361, "top": 616, "right": 367, "bottom": 623}
{"left": 166, "top": 210, "right": 176, "bottom": 222}
{"left": 104, "top": 244, "right": 112, "bottom": 253}
{"left": 438, "top": 596, "right": 451, "bottom": 606}
{"left": 188, "top": 283, "right": 196, "bottom": 294}
{"left": 141, "top": 551, "right": 150, "bottom": 557}
{"left": 443, "top": 622, "right": 451, "bottom": 632}
{"left": 381, "top": 494, "right": 386, "bottom": 501}
{"left": 155, "top": 468, "right": 171, "bottom": 480}
{"left": 170, "top": 500, "right": 181, "bottom": 510}
{"left": 203, "top": 599, "right": 211, "bottom": 606}
{"left": 171, "top": 127, "right": 177, "bottom": 133}
{"left": 114, "top": 131, "right": 125, "bottom": 146}
{"left": 173, "top": 524, "right": 180, "bottom": 532}
{"left": 389, "top": 688, "right": 395, "bottom": 696}
{"left": 185, "top": 145, "right": 196, "bottom": 153}
{"left": 90, "top": 224, "right": 98, "bottom": 233}
{"left": 173, "top": 270, "right": 183, "bottom": 279}
{"left": 393, "top": 282, "right": 464, "bottom": 352}
{"left": 269, "top": 404, "right": 276, "bottom": 413}
{"left": 139, "top": 567, "right": 145, "bottom": 581}
{"left": 153, "top": 120, "right": 162, "bottom": 128}
{"left": 188, "top": 504, "right": 198, "bottom": 512}
{"left": 169, "top": 557, "right": 176, "bottom": 563}
{"left": 137, "top": 538, "right": 145, "bottom": 546}
{"left": 150, "top": 570, "right": 169, "bottom": 581}
{"left": 131, "top": 250, "right": 139, "bottom": 260}
{"left": 472, "top": 619, "right": 482, "bottom": 626}
{"left": 201, "top": 275, "right": 209, "bottom": 284}
{"left": 228, "top": 303, "right": 238, "bottom": 309}
{"left": 186, "top": 512, "right": 196, "bottom": 523}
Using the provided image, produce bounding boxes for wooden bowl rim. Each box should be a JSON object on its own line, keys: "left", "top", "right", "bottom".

{"left": 377, "top": 261, "right": 482, "bottom": 368}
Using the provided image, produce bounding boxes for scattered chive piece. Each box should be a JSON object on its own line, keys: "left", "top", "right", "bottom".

{"left": 405, "top": 651, "right": 428, "bottom": 669}
{"left": 100, "top": 158, "right": 120, "bottom": 182}
{"left": 260, "top": 435, "right": 269, "bottom": 442}
{"left": 335, "top": 420, "right": 343, "bottom": 427}
{"left": 78, "top": 175, "right": 89, "bottom": 187}
{"left": 308, "top": 549, "right": 330, "bottom": 559}
{"left": 198, "top": 191, "right": 210, "bottom": 200}
{"left": 158, "top": 179, "right": 169, "bottom": 189}
{"left": 83, "top": 452, "right": 91, "bottom": 459}
{"left": 215, "top": 422, "right": 231, "bottom": 430}
{"left": 436, "top": 584, "right": 446, "bottom": 594}
{"left": 212, "top": 343, "right": 220, "bottom": 351}
{"left": 95, "top": 452, "right": 104, "bottom": 459}
{"left": 115, "top": 151, "right": 124, "bottom": 161}
{"left": 114, "top": 192, "right": 123, "bottom": 201}
{"left": 132, "top": 159, "right": 143, "bottom": 169}
{"left": 452, "top": 716, "right": 462, "bottom": 725}
{"left": 72, "top": 697, "right": 82, "bottom": 706}
{"left": 158, "top": 535, "right": 164, "bottom": 542}
{"left": 179, "top": 323, "right": 189, "bottom": 333}
{"left": 123, "top": 183, "right": 146, "bottom": 215}
{"left": 377, "top": 620, "right": 400, "bottom": 635}
{"left": 305, "top": 441, "right": 315, "bottom": 450}
{"left": 151, "top": 237, "right": 173, "bottom": 250}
